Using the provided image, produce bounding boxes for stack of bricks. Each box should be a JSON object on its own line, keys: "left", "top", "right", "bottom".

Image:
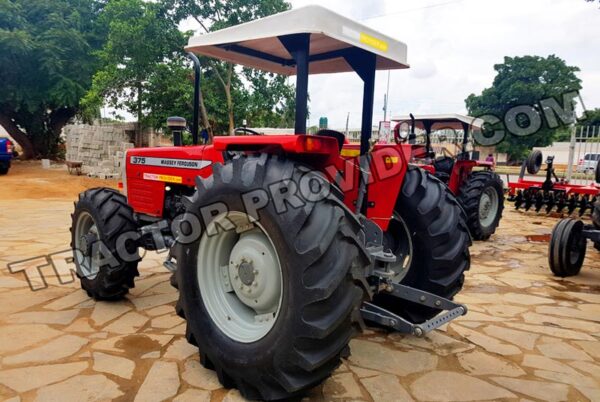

{"left": 64, "top": 122, "right": 136, "bottom": 179}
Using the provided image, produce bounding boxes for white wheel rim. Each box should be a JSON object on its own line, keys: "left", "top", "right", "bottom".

{"left": 74, "top": 211, "right": 101, "bottom": 280}
{"left": 479, "top": 187, "right": 499, "bottom": 228}
{"left": 197, "top": 211, "right": 283, "bottom": 343}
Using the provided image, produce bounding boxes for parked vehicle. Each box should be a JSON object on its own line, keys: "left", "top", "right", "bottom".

{"left": 576, "top": 153, "right": 600, "bottom": 173}
{"left": 70, "top": 6, "right": 470, "bottom": 400}
{"left": 0, "top": 138, "right": 14, "bottom": 175}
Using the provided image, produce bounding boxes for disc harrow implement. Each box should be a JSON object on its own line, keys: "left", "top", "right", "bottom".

{"left": 509, "top": 189, "right": 597, "bottom": 215}
{"left": 507, "top": 151, "right": 600, "bottom": 216}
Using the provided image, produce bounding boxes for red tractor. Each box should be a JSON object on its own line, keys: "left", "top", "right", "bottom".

{"left": 392, "top": 114, "right": 505, "bottom": 240}
{"left": 71, "top": 6, "right": 470, "bottom": 400}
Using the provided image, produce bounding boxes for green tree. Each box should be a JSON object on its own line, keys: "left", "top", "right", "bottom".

{"left": 581, "top": 108, "right": 600, "bottom": 126}
{"left": 171, "top": 0, "right": 294, "bottom": 135}
{"left": 237, "top": 69, "right": 296, "bottom": 128}
{"left": 0, "top": 0, "right": 104, "bottom": 158}
{"left": 82, "top": 0, "right": 187, "bottom": 131}
{"left": 466, "top": 55, "right": 582, "bottom": 161}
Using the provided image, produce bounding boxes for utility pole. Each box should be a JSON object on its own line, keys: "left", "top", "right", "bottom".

{"left": 345, "top": 112, "right": 350, "bottom": 136}
{"left": 383, "top": 70, "right": 391, "bottom": 121}
{"left": 566, "top": 110, "right": 577, "bottom": 182}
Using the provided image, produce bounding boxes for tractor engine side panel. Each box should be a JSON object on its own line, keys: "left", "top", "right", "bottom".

{"left": 125, "top": 145, "right": 223, "bottom": 217}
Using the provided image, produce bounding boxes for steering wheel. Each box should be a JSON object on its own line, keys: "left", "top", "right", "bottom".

{"left": 234, "top": 127, "right": 261, "bottom": 136}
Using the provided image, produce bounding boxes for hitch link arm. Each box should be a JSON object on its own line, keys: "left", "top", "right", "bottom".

{"left": 361, "top": 283, "right": 467, "bottom": 337}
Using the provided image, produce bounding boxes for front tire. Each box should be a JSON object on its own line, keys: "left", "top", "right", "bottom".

{"left": 374, "top": 167, "right": 471, "bottom": 323}
{"left": 71, "top": 188, "right": 140, "bottom": 300}
{"left": 175, "top": 155, "right": 367, "bottom": 400}
{"left": 458, "top": 171, "right": 505, "bottom": 240}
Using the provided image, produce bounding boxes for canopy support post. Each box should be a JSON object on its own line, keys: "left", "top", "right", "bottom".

{"left": 423, "top": 120, "right": 433, "bottom": 158}
{"left": 344, "top": 49, "right": 377, "bottom": 214}
{"left": 187, "top": 52, "right": 201, "bottom": 145}
{"left": 460, "top": 121, "right": 470, "bottom": 160}
{"left": 279, "top": 34, "right": 311, "bottom": 135}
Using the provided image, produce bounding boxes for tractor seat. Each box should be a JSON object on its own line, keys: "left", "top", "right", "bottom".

{"left": 433, "top": 156, "right": 454, "bottom": 175}
{"left": 316, "top": 129, "right": 346, "bottom": 151}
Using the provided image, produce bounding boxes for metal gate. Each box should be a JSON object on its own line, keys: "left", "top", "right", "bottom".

{"left": 566, "top": 125, "right": 600, "bottom": 184}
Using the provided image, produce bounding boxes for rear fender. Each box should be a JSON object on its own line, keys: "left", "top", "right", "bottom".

{"left": 449, "top": 159, "right": 481, "bottom": 194}
{"left": 330, "top": 144, "right": 408, "bottom": 231}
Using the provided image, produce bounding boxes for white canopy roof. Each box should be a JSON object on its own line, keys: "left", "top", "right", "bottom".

{"left": 391, "top": 114, "right": 485, "bottom": 131}
{"left": 186, "top": 5, "right": 409, "bottom": 75}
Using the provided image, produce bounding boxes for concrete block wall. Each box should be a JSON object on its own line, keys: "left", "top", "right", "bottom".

{"left": 64, "top": 122, "right": 136, "bottom": 179}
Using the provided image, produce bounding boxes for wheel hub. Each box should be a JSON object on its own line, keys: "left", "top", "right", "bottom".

{"left": 237, "top": 260, "right": 256, "bottom": 286}
{"left": 79, "top": 233, "right": 97, "bottom": 257}
{"left": 479, "top": 188, "right": 499, "bottom": 228}
{"left": 228, "top": 230, "right": 281, "bottom": 314}
{"left": 480, "top": 194, "right": 492, "bottom": 219}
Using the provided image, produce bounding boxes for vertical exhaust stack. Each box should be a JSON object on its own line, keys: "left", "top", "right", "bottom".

{"left": 167, "top": 116, "right": 187, "bottom": 146}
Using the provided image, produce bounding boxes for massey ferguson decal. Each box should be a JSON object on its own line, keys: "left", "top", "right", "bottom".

{"left": 130, "top": 156, "right": 211, "bottom": 170}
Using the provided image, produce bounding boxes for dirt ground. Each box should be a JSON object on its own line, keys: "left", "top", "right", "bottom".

{"left": 0, "top": 161, "right": 599, "bottom": 402}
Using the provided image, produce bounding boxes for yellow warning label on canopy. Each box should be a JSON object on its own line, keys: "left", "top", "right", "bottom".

{"left": 359, "top": 32, "right": 388, "bottom": 52}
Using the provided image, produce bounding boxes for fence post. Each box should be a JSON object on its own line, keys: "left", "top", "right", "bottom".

{"left": 566, "top": 124, "right": 577, "bottom": 182}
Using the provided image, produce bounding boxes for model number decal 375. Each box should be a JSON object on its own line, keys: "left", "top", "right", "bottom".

{"left": 130, "top": 156, "right": 211, "bottom": 170}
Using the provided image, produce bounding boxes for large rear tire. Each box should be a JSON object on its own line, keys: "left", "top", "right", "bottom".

{"left": 458, "top": 171, "right": 505, "bottom": 240}
{"left": 592, "top": 199, "right": 600, "bottom": 251}
{"left": 549, "top": 218, "right": 586, "bottom": 277}
{"left": 374, "top": 167, "right": 471, "bottom": 323}
{"left": 71, "top": 188, "right": 140, "bottom": 300}
{"left": 175, "top": 155, "right": 367, "bottom": 400}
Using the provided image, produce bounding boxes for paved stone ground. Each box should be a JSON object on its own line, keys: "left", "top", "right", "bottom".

{"left": 0, "top": 162, "right": 599, "bottom": 402}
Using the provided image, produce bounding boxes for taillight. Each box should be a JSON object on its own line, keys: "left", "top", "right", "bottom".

{"left": 6, "top": 140, "right": 13, "bottom": 154}
{"left": 121, "top": 151, "right": 128, "bottom": 197}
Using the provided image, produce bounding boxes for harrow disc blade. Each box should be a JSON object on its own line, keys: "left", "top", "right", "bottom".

{"left": 567, "top": 195, "right": 578, "bottom": 215}
{"left": 514, "top": 191, "right": 524, "bottom": 210}
{"left": 534, "top": 194, "right": 544, "bottom": 213}
{"left": 578, "top": 196, "right": 590, "bottom": 216}
{"left": 555, "top": 194, "right": 567, "bottom": 214}
{"left": 545, "top": 193, "right": 556, "bottom": 214}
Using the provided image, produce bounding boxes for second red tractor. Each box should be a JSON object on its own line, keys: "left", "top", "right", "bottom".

{"left": 393, "top": 114, "right": 505, "bottom": 240}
